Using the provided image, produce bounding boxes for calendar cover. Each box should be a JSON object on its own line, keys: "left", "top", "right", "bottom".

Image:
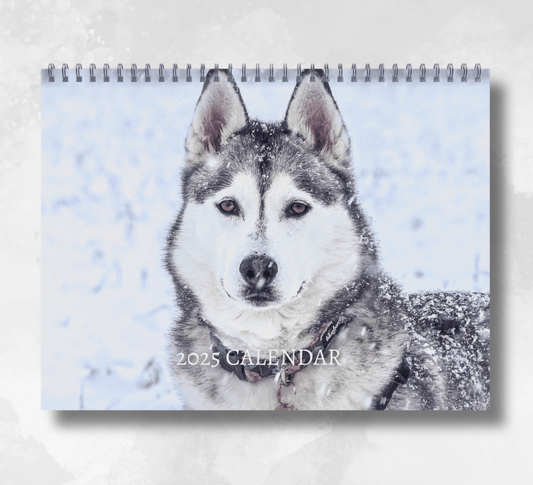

{"left": 41, "top": 65, "right": 490, "bottom": 410}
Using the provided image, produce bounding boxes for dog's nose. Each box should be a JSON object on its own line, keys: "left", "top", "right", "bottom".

{"left": 239, "top": 256, "right": 278, "bottom": 290}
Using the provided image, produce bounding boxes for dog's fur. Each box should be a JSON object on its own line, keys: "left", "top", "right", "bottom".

{"left": 165, "top": 69, "right": 490, "bottom": 410}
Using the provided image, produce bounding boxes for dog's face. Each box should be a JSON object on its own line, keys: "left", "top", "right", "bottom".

{"left": 169, "top": 70, "right": 364, "bottom": 333}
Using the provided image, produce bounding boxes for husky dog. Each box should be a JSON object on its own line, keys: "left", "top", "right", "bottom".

{"left": 165, "top": 69, "right": 490, "bottom": 410}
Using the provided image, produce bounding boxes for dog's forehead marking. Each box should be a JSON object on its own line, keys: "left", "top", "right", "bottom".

{"left": 213, "top": 171, "right": 259, "bottom": 202}
{"left": 264, "top": 172, "right": 312, "bottom": 207}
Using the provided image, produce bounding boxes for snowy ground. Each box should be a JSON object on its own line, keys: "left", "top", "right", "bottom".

{"left": 41, "top": 68, "right": 489, "bottom": 410}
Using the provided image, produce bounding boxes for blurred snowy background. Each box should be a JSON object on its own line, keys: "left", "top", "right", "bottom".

{"left": 41, "top": 68, "right": 489, "bottom": 410}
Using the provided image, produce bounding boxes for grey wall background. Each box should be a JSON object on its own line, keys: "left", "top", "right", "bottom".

{"left": 0, "top": 0, "right": 530, "bottom": 482}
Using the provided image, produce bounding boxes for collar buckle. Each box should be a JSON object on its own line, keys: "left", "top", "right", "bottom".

{"left": 274, "top": 363, "right": 291, "bottom": 386}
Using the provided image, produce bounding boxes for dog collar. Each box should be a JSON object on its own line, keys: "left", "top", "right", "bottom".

{"left": 210, "top": 319, "right": 347, "bottom": 384}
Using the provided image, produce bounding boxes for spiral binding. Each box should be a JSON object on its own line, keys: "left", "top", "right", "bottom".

{"left": 434, "top": 64, "right": 440, "bottom": 82}
{"left": 406, "top": 64, "right": 412, "bottom": 82}
{"left": 46, "top": 63, "right": 484, "bottom": 83}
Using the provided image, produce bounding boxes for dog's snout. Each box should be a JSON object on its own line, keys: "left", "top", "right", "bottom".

{"left": 239, "top": 256, "right": 278, "bottom": 290}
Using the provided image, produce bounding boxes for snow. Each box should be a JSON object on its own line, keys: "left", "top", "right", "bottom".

{"left": 41, "top": 70, "right": 489, "bottom": 410}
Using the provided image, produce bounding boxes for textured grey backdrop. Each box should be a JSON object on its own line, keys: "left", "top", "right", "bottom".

{"left": 0, "top": 0, "right": 531, "bottom": 483}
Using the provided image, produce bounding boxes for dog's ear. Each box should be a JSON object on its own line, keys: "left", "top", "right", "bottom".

{"left": 285, "top": 70, "right": 351, "bottom": 169}
{"left": 185, "top": 69, "right": 248, "bottom": 164}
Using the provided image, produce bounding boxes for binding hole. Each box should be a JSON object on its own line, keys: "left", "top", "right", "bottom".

{"left": 392, "top": 64, "right": 398, "bottom": 82}
{"left": 159, "top": 64, "right": 165, "bottom": 82}
{"left": 103, "top": 63, "right": 109, "bottom": 82}
{"left": 324, "top": 63, "right": 329, "bottom": 82}
{"left": 378, "top": 63, "right": 384, "bottom": 82}
{"left": 420, "top": 63, "right": 426, "bottom": 82}
{"left": 117, "top": 63, "right": 123, "bottom": 82}
{"left": 62, "top": 63, "right": 68, "bottom": 82}
{"left": 214, "top": 64, "right": 219, "bottom": 82}
{"left": 76, "top": 63, "right": 82, "bottom": 82}
{"left": 145, "top": 64, "right": 151, "bottom": 82}
{"left": 447, "top": 63, "right": 454, "bottom": 82}
{"left": 186, "top": 64, "right": 192, "bottom": 82}
{"left": 406, "top": 64, "right": 412, "bottom": 82}
{"left": 48, "top": 63, "right": 55, "bottom": 82}
{"left": 351, "top": 63, "right": 357, "bottom": 82}
{"left": 338, "top": 63, "right": 343, "bottom": 82}
{"left": 282, "top": 64, "right": 288, "bottom": 82}
{"left": 433, "top": 63, "right": 440, "bottom": 82}
{"left": 90, "top": 63, "right": 96, "bottom": 82}
{"left": 241, "top": 63, "right": 247, "bottom": 82}
{"left": 365, "top": 64, "right": 371, "bottom": 82}
{"left": 296, "top": 64, "right": 302, "bottom": 83}
{"left": 130, "top": 63, "right": 137, "bottom": 82}
{"left": 310, "top": 64, "right": 315, "bottom": 82}
{"left": 200, "top": 64, "right": 205, "bottom": 82}
{"left": 255, "top": 63, "right": 261, "bottom": 82}
{"left": 269, "top": 64, "right": 274, "bottom": 82}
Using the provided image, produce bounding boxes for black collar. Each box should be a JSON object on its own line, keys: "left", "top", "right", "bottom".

{"left": 372, "top": 356, "right": 411, "bottom": 410}
{"left": 210, "top": 319, "right": 348, "bottom": 383}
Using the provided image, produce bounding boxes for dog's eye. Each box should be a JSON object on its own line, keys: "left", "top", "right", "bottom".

{"left": 287, "top": 202, "right": 310, "bottom": 217}
{"left": 218, "top": 199, "right": 239, "bottom": 216}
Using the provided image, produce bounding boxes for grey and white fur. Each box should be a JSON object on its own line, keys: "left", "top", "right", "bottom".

{"left": 165, "top": 69, "right": 490, "bottom": 410}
